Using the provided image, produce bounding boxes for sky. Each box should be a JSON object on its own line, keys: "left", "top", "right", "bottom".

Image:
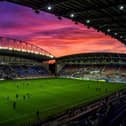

{"left": 0, "top": 2, "right": 126, "bottom": 57}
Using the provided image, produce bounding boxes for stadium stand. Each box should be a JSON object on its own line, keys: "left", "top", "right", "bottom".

{"left": 13, "top": 65, "right": 49, "bottom": 78}
{"left": 0, "top": 36, "right": 55, "bottom": 80}
{"left": 0, "top": 65, "right": 49, "bottom": 79}
{"left": 62, "top": 91, "right": 126, "bottom": 126}
{"left": 0, "top": 37, "right": 53, "bottom": 79}
{"left": 57, "top": 53, "right": 126, "bottom": 83}
{"left": 59, "top": 64, "right": 126, "bottom": 83}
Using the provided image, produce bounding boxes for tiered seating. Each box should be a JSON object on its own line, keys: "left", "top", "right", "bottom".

{"left": 59, "top": 64, "right": 126, "bottom": 82}
{"left": 14, "top": 66, "right": 49, "bottom": 78}
{"left": 0, "top": 66, "right": 17, "bottom": 79}
{"left": 0, "top": 65, "right": 49, "bottom": 79}
{"left": 103, "top": 65, "right": 119, "bottom": 75}
{"left": 119, "top": 66, "right": 126, "bottom": 74}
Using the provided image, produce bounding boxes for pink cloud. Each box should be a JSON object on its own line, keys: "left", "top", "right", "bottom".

{"left": 0, "top": 2, "right": 126, "bottom": 57}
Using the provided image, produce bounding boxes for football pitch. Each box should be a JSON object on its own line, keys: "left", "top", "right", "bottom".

{"left": 0, "top": 78, "right": 126, "bottom": 126}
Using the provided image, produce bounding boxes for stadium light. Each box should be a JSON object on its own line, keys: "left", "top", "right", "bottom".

{"left": 107, "top": 28, "right": 111, "bottom": 32}
{"left": 70, "top": 13, "right": 75, "bottom": 18}
{"left": 50, "top": 55, "right": 54, "bottom": 58}
{"left": 119, "top": 5, "right": 124, "bottom": 10}
{"left": 120, "top": 35, "right": 123, "bottom": 39}
{"left": 9, "top": 47, "right": 13, "bottom": 50}
{"left": 114, "top": 32, "right": 118, "bottom": 36}
{"left": 86, "top": 19, "right": 90, "bottom": 24}
{"left": 47, "top": 6, "right": 52, "bottom": 11}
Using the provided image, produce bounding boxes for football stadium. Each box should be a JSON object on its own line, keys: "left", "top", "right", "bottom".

{"left": 0, "top": 0, "right": 126, "bottom": 126}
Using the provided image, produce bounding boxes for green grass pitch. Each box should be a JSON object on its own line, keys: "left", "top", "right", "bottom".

{"left": 0, "top": 78, "right": 126, "bottom": 126}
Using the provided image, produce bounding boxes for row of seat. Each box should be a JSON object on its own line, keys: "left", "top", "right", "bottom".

{"left": 0, "top": 65, "right": 49, "bottom": 79}
{"left": 60, "top": 64, "right": 126, "bottom": 83}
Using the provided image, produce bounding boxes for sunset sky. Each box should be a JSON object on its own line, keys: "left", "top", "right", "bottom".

{"left": 0, "top": 1, "right": 126, "bottom": 57}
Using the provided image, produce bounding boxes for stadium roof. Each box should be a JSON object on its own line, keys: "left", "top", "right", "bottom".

{"left": 4, "top": 0, "right": 126, "bottom": 45}
{"left": 0, "top": 36, "right": 54, "bottom": 61}
{"left": 57, "top": 52, "right": 126, "bottom": 60}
